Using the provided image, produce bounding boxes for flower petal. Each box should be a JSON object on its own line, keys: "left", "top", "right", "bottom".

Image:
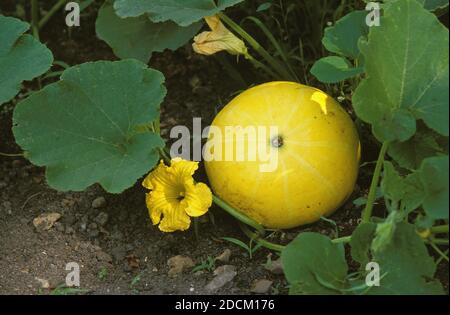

{"left": 142, "top": 160, "right": 175, "bottom": 190}
{"left": 158, "top": 202, "right": 191, "bottom": 232}
{"left": 170, "top": 158, "right": 199, "bottom": 179}
{"left": 183, "top": 181, "right": 213, "bottom": 217}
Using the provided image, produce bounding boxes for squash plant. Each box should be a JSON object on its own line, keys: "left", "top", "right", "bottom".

{"left": 1, "top": 0, "right": 449, "bottom": 295}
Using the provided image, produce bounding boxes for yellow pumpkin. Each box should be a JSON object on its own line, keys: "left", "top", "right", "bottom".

{"left": 204, "top": 82, "right": 360, "bottom": 229}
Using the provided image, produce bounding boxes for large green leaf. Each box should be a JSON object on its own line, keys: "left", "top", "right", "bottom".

{"left": 281, "top": 233, "right": 348, "bottom": 294}
{"left": 310, "top": 56, "right": 363, "bottom": 83}
{"left": 419, "top": 155, "right": 449, "bottom": 219}
{"left": 388, "top": 124, "right": 445, "bottom": 170}
{"left": 369, "top": 222, "right": 444, "bottom": 294}
{"left": 322, "top": 10, "right": 368, "bottom": 60}
{"left": 386, "top": 0, "right": 449, "bottom": 11}
{"left": 353, "top": 0, "right": 449, "bottom": 142}
{"left": 13, "top": 60, "right": 166, "bottom": 193}
{"left": 96, "top": 2, "right": 202, "bottom": 63}
{"left": 381, "top": 161, "right": 425, "bottom": 213}
{"left": 114, "top": 0, "right": 244, "bottom": 26}
{"left": 350, "top": 222, "right": 377, "bottom": 266}
{"left": 0, "top": 15, "right": 53, "bottom": 105}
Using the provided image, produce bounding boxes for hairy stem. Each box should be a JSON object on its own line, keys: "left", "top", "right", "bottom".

{"left": 362, "top": 141, "right": 389, "bottom": 223}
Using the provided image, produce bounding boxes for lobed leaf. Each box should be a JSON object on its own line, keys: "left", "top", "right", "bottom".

{"left": 419, "top": 155, "right": 449, "bottom": 220}
{"left": 0, "top": 15, "right": 53, "bottom": 105}
{"left": 113, "top": 0, "right": 244, "bottom": 26}
{"left": 281, "top": 233, "right": 348, "bottom": 294}
{"left": 322, "top": 10, "right": 368, "bottom": 60}
{"left": 353, "top": 0, "right": 449, "bottom": 142}
{"left": 96, "top": 2, "right": 202, "bottom": 63}
{"left": 13, "top": 60, "right": 166, "bottom": 193}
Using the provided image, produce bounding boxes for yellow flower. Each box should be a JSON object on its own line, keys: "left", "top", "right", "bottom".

{"left": 142, "top": 158, "right": 212, "bottom": 232}
{"left": 192, "top": 15, "right": 248, "bottom": 56}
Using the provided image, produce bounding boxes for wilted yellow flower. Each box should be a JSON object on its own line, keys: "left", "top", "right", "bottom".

{"left": 193, "top": 15, "right": 248, "bottom": 56}
{"left": 142, "top": 158, "right": 212, "bottom": 232}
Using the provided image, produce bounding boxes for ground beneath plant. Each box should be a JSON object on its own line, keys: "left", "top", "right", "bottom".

{"left": 0, "top": 1, "right": 448, "bottom": 295}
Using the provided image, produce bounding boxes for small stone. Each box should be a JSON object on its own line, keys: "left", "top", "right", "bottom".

{"left": 94, "top": 212, "right": 109, "bottom": 226}
{"left": 0, "top": 181, "right": 7, "bottom": 189}
{"left": 33, "top": 212, "right": 61, "bottom": 231}
{"left": 265, "top": 258, "right": 284, "bottom": 275}
{"left": 35, "top": 277, "right": 50, "bottom": 289}
{"left": 215, "top": 249, "right": 231, "bottom": 263}
{"left": 250, "top": 279, "right": 273, "bottom": 294}
{"left": 91, "top": 196, "right": 106, "bottom": 209}
{"left": 167, "top": 255, "right": 195, "bottom": 277}
{"left": 88, "top": 229, "right": 99, "bottom": 238}
{"left": 205, "top": 265, "right": 237, "bottom": 293}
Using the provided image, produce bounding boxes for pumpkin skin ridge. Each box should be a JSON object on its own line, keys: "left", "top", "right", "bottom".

{"left": 205, "top": 81, "right": 360, "bottom": 229}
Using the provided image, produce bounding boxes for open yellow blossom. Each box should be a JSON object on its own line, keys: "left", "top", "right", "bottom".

{"left": 192, "top": 15, "right": 248, "bottom": 56}
{"left": 142, "top": 158, "right": 212, "bottom": 232}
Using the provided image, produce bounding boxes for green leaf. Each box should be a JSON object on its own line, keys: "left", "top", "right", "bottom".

{"left": 386, "top": 0, "right": 449, "bottom": 11}
{"left": 369, "top": 222, "right": 444, "bottom": 294}
{"left": 96, "top": 2, "right": 202, "bottom": 63}
{"left": 381, "top": 161, "right": 425, "bottom": 212}
{"left": 353, "top": 0, "right": 449, "bottom": 142}
{"left": 0, "top": 15, "right": 53, "bottom": 105}
{"left": 419, "top": 155, "right": 449, "bottom": 219}
{"left": 322, "top": 10, "right": 368, "bottom": 59}
{"left": 419, "top": 0, "right": 449, "bottom": 10}
{"left": 350, "top": 222, "right": 377, "bottom": 266}
{"left": 388, "top": 125, "right": 445, "bottom": 170}
{"left": 13, "top": 60, "right": 166, "bottom": 193}
{"left": 281, "top": 233, "right": 348, "bottom": 294}
{"left": 114, "top": 0, "right": 244, "bottom": 26}
{"left": 310, "top": 56, "right": 363, "bottom": 83}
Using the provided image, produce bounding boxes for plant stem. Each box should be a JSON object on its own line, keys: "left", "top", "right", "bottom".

{"left": 218, "top": 12, "right": 295, "bottom": 81}
{"left": 429, "top": 241, "right": 449, "bottom": 262}
{"left": 331, "top": 235, "right": 352, "bottom": 244}
{"left": 38, "top": 0, "right": 68, "bottom": 29}
{"left": 430, "top": 224, "right": 449, "bottom": 234}
{"left": 31, "top": 0, "right": 40, "bottom": 39}
{"left": 429, "top": 238, "right": 449, "bottom": 246}
{"left": 361, "top": 141, "right": 389, "bottom": 223}
{"left": 239, "top": 223, "right": 285, "bottom": 252}
{"left": 212, "top": 195, "right": 265, "bottom": 236}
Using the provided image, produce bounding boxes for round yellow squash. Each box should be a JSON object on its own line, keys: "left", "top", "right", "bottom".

{"left": 204, "top": 82, "right": 360, "bottom": 229}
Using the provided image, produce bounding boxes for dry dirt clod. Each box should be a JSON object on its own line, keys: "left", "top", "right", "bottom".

{"left": 215, "top": 249, "right": 231, "bottom": 263}
{"left": 167, "top": 255, "right": 195, "bottom": 277}
{"left": 205, "top": 265, "right": 237, "bottom": 293}
{"left": 33, "top": 212, "right": 61, "bottom": 231}
{"left": 91, "top": 196, "right": 106, "bottom": 209}
{"left": 250, "top": 279, "right": 273, "bottom": 294}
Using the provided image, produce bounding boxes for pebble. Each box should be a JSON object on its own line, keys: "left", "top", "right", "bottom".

{"left": 167, "top": 255, "right": 195, "bottom": 277}
{"left": 32, "top": 212, "right": 61, "bottom": 231}
{"left": 91, "top": 196, "right": 106, "bottom": 209}
{"left": 215, "top": 249, "right": 231, "bottom": 263}
{"left": 94, "top": 212, "right": 109, "bottom": 226}
{"left": 205, "top": 265, "right": 237, "bottom": 293}
{"left": 0, "top": 181, "right": 7, "bottom": 189}
{"left": 250, "top": 279, "right": 273, "bottom": 294}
